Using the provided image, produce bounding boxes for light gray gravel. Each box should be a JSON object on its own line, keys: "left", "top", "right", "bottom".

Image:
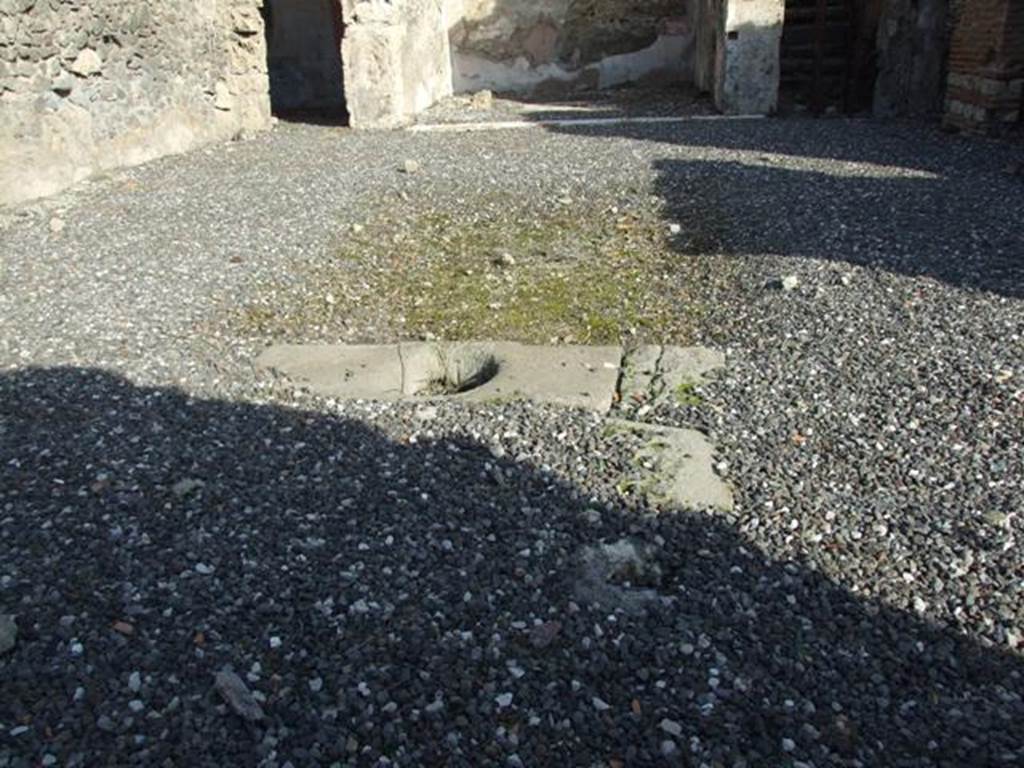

{"left": 1, "top": 113, "right": 1023, "bottom": 767}
{"left": 414, "top": 85, "right": 716, "bottom": 125}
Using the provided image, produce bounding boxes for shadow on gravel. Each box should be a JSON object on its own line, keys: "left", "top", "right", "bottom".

{"left": 543, "top": 119, "right": 1024, "bottom": 298}
{"left": 2, "top": 367, "right": 1022, "bottom": 766}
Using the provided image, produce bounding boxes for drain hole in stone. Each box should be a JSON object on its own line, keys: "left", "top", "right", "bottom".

{"left": 418, "top": 350, "right": 499, "bottom": 396}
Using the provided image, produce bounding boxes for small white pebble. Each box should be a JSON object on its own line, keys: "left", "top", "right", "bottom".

{"left": 660, "top": 718, "right": 683, "bottom": 737}
{"left": 425, "top": 698, "right": 444, "bottom": 713}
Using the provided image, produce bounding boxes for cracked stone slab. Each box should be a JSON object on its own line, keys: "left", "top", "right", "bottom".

{"left": 257, "top": 342, "right": 623, "bottom": 411}
{"left": 609, "top": 419, "right": 734, "bottom": 513}
{"left": 619, "top": 345, "right": 725, "bottom": 406}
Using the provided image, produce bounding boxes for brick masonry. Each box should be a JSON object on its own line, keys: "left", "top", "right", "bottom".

{"left": 943, "top": 0, "right": 1024, "bottom": 132}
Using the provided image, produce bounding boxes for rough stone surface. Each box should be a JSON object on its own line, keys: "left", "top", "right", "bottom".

{"left": 449, "top": 0, "right": 696, "bottom": 95}
{"left": 342, "top": 0, "right": 454, "bottom": 129}
{"left": 69, "top": 48, "right": 102, "bottom": 77}
{"left": 214, "top": 668, "right": 265, "bottom": 722}
{"left": 0, "top": 0, "right": 270, "bottom": 207}
{"left": 575, "top": 538, "right": 664, "bottom": 615}
{"left": 875, "top": 0, "right": 951, "bottom": 117}
{"left": 619, "top": 345, "right": 725, "bottom": 407}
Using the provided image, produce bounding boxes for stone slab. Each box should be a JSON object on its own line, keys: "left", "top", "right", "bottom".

{"left": 256, "top": 342, "right": 623, "bottom": 411}
{"left": 608, "top": 419, "right": 734, "bottom": 512}
{"left": 619, "top": 345, "right": 725, "bottom": 406}
{"left": 258, "top": 344, "right": 404, "bottom": 400}
{"left": 455, "top": 342, "right": 622, "bottom": 411}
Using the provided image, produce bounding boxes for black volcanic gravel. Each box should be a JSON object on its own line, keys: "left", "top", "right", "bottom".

{"left": 2, "top": 113, "right": 1023, "bottom": 767}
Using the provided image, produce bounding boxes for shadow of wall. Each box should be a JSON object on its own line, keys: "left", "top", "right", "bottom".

{"left": 1, "top": 366, "right": 1022, "bottom": 764}
{"left": 540, "top": 116, "right": 1024, "bottom": 298}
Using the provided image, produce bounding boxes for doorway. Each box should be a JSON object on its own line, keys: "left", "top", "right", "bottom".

{"left": 780, "top": 0, "right": 881, "bottom": 114}
{"left": 262, "top": 0, "right": 347, "bottom": 121}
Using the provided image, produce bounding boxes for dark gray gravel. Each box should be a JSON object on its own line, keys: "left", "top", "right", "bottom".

{"left": 2, "top": 114, "right": 1023, "bottom": 767}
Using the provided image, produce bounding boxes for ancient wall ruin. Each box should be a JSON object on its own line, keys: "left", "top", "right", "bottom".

{"left": 944, "top": 0, "right": 1023, "bottom": 132}
{"left": 7, "top": 0, "right": 994, "bottom": 210}
{"left": 0, "top": 0, "right": 270, "bottom": 207}
{"left": 447, "top": 0, "right": 697, "bottom": 96}
{"left": 341, "top": 0, "right": 453, "bottom": 128}
{"left": 713, "top": 0, "right": 784, "bottom": 114}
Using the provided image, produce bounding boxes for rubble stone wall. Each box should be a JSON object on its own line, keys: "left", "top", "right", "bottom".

{"left": 0, "top": 0, "right": 271, "bottom": 207}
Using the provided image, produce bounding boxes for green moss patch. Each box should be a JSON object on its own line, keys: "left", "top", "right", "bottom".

{"left": 233, "top": 193, "right": 711, "bottom": 345}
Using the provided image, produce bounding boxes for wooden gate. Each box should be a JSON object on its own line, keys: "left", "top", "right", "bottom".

{"left": 781, "top": 0, "right": 882, "bottom": 113}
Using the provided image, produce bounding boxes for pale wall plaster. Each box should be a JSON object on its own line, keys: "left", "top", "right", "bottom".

{"left": 448, "top": 0, "right": 696, "bottom": 96}
{"left": 713, "top": 0, "right": 784, "bottom": 114}
{"left": 341, "top": 0, "right": 453, "bottom": 128}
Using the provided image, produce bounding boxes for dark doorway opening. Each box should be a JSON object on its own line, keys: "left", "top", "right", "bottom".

{"left": 261, "top": 0, "right": 348, "bottom": 123}
{"left": 780, "top": 0, "right": 881, "bottom": 114}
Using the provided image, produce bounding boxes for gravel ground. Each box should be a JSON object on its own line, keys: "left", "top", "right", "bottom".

{"left": 2, "top": 112, "right": 1023, "bottom": 767}
{"left": 415, "top": 86, "right": 715, "bottom": 125}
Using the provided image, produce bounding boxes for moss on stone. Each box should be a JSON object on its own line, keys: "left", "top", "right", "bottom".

{"left": 672, "top": 380, "right": 703, "bottom": 406}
